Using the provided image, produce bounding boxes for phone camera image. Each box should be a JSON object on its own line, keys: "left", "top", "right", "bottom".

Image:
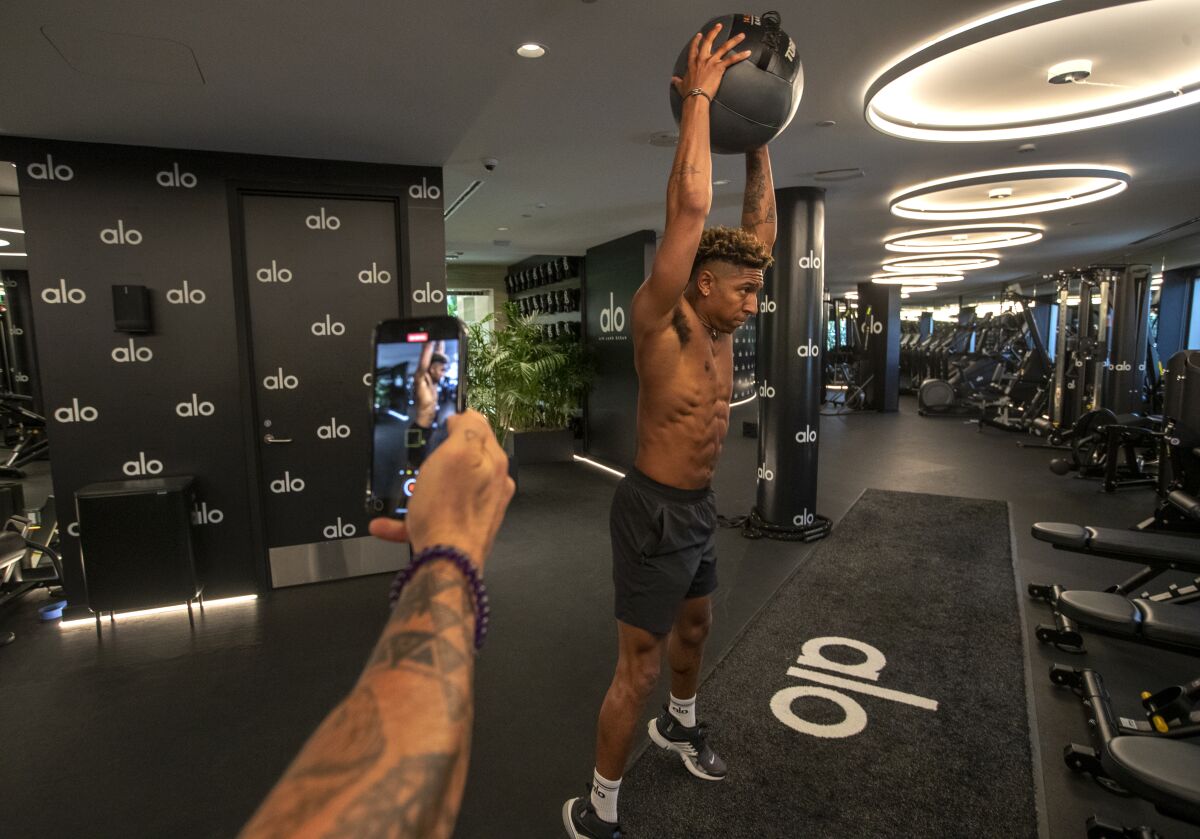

{"left": 371, "top": 332, "right": 462, "bottom": 517}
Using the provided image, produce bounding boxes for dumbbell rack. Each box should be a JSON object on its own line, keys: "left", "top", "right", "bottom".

{"left": 504, "top": 256, "right": 584, "bottom": 341}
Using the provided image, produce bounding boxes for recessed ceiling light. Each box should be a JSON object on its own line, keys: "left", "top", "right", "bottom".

{"left": 816, "top": 120, "right": 837, "bottom": 127}
{"left": 649, "top": 131, "right": 680, "bottom": 147}
{"left": 871, "top": 272, "right": 963, "bottom": 285}
{"left": 890, "top": 165, "right": 1129, "bottom": 221}
{"left": 497, "top": 226, "right": 509, "bottom": 231}
{"left": 0, "top": 240, "right": 9, "bottom": 248}
{"left": 713, "top": 179, "right": 731, "bottom": 186}
{"left": 844, "top": 291, "right": 859, "bottom": 299}
{"left": 517, "top": 43, "right": 546, "bottom": 58}
{"left": 885, "top": 223, "right": 1043, "bottom": 253}
{"left": 883, "top": 253, "right": 1000, "bottom": 273}
{"left": 864, "top": 0, "right": 1200, "bottom": 142}
{"left": 812, "top": 168, "right": 865, "bottom": 182}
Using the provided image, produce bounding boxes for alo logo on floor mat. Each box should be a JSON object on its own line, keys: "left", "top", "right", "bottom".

{"left": 771, "top": 636, "right": 938, "bottom": 739}
{"left": 324, "top": 517, "right": 357, "bottom": 539}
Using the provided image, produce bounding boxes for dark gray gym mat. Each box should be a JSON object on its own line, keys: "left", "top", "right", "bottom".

{"left": 618, "top": 488, "right": 1038, "bottom": 839}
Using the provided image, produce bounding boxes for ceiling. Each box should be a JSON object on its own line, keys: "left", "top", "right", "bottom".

{"left": 1, "top": 0, "right": 1199, "bottom": 300}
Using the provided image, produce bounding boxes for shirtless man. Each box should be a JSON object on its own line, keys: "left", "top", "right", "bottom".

{"left": 564, "top": 23, "right": 775, "bottom": 838}
{"left": 408, "top": 343, "right": 447, "bottom": 468}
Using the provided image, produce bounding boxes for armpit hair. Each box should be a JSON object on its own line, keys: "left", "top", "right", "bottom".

{"left": 671, "top": 306, "right": 691, "bottom": 346}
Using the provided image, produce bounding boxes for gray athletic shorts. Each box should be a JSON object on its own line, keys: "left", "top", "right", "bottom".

{"left": 610, "top": 467, "right": 718, "bottom": 635}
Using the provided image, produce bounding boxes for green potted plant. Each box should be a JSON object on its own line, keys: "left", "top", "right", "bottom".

{"left": 464, "top": 303, "right": 592, "bottom": 480}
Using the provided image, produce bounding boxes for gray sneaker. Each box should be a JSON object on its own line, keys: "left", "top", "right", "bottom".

{"left": 562, "top": 787, "right": 623, "bottom": 838}
{"left": 648, "top": 705, "right": 727, "bottom": 781}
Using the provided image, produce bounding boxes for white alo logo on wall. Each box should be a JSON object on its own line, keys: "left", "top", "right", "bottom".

{"left": 193, "top": 503, "right": 224, "bottom": 525}
{"left": 54, "top": 399, "right": 98, "bottom": 423}
{"left": 759, "top": 295, "right": 777, "bottom": 314}
{"left": 324, "top": 517, "right": 357, "bottom": 539}
{"left": 176, "top": 394, "right": 215, "bottom": 417}
{"left": 359, "top": 263, "right": 392, "bottom": 284}
{"left": 167, "top": 282, "right": 206, "bottom": 305}
{"left": 27, "top": 154, "right": 74, "bottom": 181}
{"left": 796, "top": 339, "right": 820, "bottom": 358}
{"left": 264, "top": 368, "right": 300, "bottom": 390}
{"left": 757, "top": 463, "right": 775, "bottom": 482}
{"left": 798, "top": 250, "right": 822, "bottom": 270}
{"left": 112, "top": 339, "right": 153, "bottom": 363}
{"left": 42, "top": 280, "right": 86, "bottom": 304}
{"left": 758, "top": 379, "right": 776, "bottom": 398}
{"left": 306, "top": 207, "right": 341, "bottom": 230}
{"left": 795, "top": 424, "right": 817, "bottom": 445}
{"left": 601, "top": 292, "right": 626, "bottom": 333}
{"left": 412, "top": 282, "right": 445, "bottom": 304}
{"left": 318, "top": 418, "right": 351, "bottom": 440}
{"left": 409, "top": 178, "right": 441, "bottom": 200}
{"left": 770, "top": 636, "right": 938, "bottom": 739}
{"left": 124, "top": 451, "right": 164, "bottom": 477}
{"left": 157, "top": 163, "right": 197, "bottom": 189}
{"left": 100, "top": 220, "right": 143, "bottom": 246}
{"left": 13, "top": 372, "right": 28, "bottom": 383}
{"left": 270, "top": 472, "right": 306, "bottom": 494}
{"left": 860, "top": 314, "right": 883, "bottom": 350}
{"left": 257, "top": 261, "right": 293, "bottom": 284}
{"left": 311, "top": 315, "right": 346, "bottom": 336}
{"left": 362, "top": 373, "right": 374, "bottom": 387}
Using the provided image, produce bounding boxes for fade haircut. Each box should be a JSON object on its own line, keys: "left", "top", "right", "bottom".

{"left": 690, "top": 226, "right": 775, "bottom": 281}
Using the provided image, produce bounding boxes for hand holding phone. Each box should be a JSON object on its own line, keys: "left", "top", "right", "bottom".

{"left": 368, "top": 409, "right": 515, "bottom": 570}
{"left": 368, "top": 317, "right": 468, "bottom": 519}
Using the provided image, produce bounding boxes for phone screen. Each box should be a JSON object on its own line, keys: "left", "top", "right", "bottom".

{"left": 368, "top": 317, "right": 466, "bottom": 518}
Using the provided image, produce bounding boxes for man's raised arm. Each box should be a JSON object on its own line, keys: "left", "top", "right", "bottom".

{"left": 741, "top": 146, "right": 776, "bottom": 253}
{"left": 634, "top": 25, "right": 751, "bottom": 323}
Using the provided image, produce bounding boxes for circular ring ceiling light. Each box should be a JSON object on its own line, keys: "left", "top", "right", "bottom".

{"left": 865, "top": 0, "right": 1200, "bottom": 142}
{"left": 870, "top": 272, "right": 964, "bottom": 285}
{"left": 882, "top": 253, "right": 1000, "bottom": 272}
{"left": 889, "top": 165, "right": 1129, "bottom": 220}
{"left": 901, "top": 285, "right": 938, "bottom": 293}
{"left": 885, "top": 223, "right": 1043, "bottom": 252}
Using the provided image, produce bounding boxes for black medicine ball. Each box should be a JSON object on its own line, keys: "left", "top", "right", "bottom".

{"left": 669, "top": 11, "right": 804, "bottom": 155}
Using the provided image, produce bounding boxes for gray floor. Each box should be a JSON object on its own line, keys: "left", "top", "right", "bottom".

{"left": 1, "top": 398, "right": 1198, "bottom": 839}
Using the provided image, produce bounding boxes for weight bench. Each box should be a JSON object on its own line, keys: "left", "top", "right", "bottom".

{"left": 1054, "top": 666, "right": 1200, "bottom": 832}
{"left": 1028, "top": 523, "right": 1200, "bottom": 653}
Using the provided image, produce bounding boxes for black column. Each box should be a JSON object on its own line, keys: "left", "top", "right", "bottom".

{"left": 1156, "top": 268, "right": 1192, "bottom": 360}
{"left": 855, "top": 281, "right": 901, "bottom": 411}
{"left": 752, "top": 186, "right": 831, "bottom": 540}
{"left": 1107, "top": 264, "right": 1151, "bottom": 415}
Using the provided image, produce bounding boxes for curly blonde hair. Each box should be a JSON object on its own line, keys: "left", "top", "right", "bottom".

{"left": 691, "top": 226, "right": 775, "bottom": 280}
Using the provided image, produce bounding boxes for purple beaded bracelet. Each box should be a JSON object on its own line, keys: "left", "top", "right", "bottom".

{"left": 388, "top": 545, "right": 489, "bottom": 652}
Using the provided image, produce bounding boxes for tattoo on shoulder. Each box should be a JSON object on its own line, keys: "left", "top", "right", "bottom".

{"left": 322, "top": 753, "right": 458, "bottom": 839}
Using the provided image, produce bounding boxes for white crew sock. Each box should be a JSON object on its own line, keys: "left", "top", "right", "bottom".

{"left": 590, "top": 769, "right": 620, "bottom": 823}
{"left": 669, "top": 693, "right": 697, "bottom": 727}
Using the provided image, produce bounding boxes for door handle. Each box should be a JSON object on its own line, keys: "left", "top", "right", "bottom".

{"left": 264, "top": 433, "right": 293, "bottom": 444}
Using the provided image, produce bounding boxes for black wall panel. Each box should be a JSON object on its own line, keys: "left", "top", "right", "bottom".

{"left": 0, "top": 136, "right": 445, "bottom": 601}
{"left": 584, "top": 230, "right": 655, "bottom": 471}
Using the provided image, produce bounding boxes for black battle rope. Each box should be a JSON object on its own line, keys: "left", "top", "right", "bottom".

{"left": 719, "top": 508, "right": 832, "bottom": 542}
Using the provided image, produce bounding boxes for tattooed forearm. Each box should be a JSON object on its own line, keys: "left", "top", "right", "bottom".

{"left": 242, "top": 562, "right": 478, "bottom": 839}
{"left": 242, "top": 689, "right": 386, "bottom": 839}
{"left": 322, "top": 754, "right": 459, "bottom": 839}
{"left": 742, "top": 147, "right": 777, "bottom": 240}
{"left": 670, "top": 162, "right": 702, "bottom": 181}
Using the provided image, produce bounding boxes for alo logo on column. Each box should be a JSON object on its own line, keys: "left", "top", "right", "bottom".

{"left": 318, "top": 418, "right": 351, "bottom": 440}
{"left": 112, "top": 339, "right": 153, "bottom": 363}
{"left": 167, "top": 282, "right": 206, "bottom": 305}
{"left": 257, "top": 261, "right": 293, "bottom": 284}
{"left": 123, "top": 451, "right": 164, "bottom": 477}
{"left": 359, "top": 263, "right": 392, "bottom": 284}
{"left": 270, "top": 472, "right": 306, "bottom": 494}
{"left": 26, "top": 154, "right": 74, "bottom": 182}
{"left": 193, "top": 502, "right": 224, "bottom": 525}
{"left": 412, "top": 283, "right": 445, "bottom": 303}
{"left": 263, "top": 368, "right": 300, "bottom": 390}
{"left": 311, "top": 315, "right": 346, "bottom": 336}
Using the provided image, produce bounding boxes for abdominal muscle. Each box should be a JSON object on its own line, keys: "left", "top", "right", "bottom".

{"left": 633, "top": 318, "right": 733, "bottom": 490}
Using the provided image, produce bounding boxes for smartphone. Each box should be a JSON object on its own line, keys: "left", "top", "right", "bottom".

{"left": 367, "top": 316, "right": 468, "bottom": 519}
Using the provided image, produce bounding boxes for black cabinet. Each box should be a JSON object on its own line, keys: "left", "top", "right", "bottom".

{"left": 76, "top": 476, "right": 200, "bottom": 615}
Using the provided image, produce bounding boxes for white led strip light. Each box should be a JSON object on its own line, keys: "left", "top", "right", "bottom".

{"left": 871, "top": 272, "right": 964, "bottom": 285}
{"left": 60, "top": 594, "right": 259, "bottom": 629}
